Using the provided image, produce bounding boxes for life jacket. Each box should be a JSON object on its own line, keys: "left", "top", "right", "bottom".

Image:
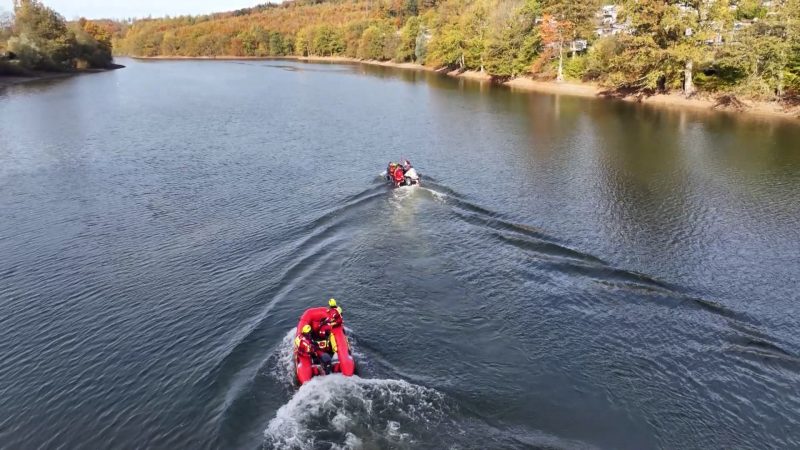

{"left": 315, "top": 338, "right": 329, "bottom": 351}
{"left": 393, "top": 166, "right": 405, "bottom": 183}
{"left": 311, "top": 322, "right": 330, "bottom": 350}
{"left": 326, "top": 307, "right": 343, "bottom": 328}
{"left": 318, "top": 307, "right": 342, "bottom": 338}
{"left": 294, "top": 335, "right": 315, "bottom": 356}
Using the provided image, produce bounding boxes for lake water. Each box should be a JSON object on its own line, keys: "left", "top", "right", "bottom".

{"left": 1, "top": 58, "right": 799, "bottom": 449}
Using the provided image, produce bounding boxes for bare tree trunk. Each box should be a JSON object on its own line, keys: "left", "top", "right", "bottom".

{"left": 480, "top": 28, "right": 485, "bottom": 73}
{"left": 556, "top": 41, "right": 564, "bottom": 82}
{"left": 684, "top": 59, "right": 695, "bottom": 96}
{"left": 570, "top": 30, "right": 576, "bottom": 58}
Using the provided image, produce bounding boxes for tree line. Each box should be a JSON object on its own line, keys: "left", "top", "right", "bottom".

{"left": 0, "top": 0, "right": 116, "bottom": 75}
{"left": 117, "top": 0, "right": 799, "bottom": 100}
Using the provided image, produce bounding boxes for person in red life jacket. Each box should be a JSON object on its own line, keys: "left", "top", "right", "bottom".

{"left": 392, "top": 163, "right": 405, "bottom": 186}
{"left": 314, "top": 298, "right": 344, "bottom": 374}
{"left": 311, "top": 320, "right": 331, "bottom": 354}
{"left": 297, "top": 324, "right": 335, "bottom": 375}
{"left": 318, "top": 298, "right": 343, "bottom": 336}
{"left": 295, "top": 324, "right": 317, "bottom": 360}
{"left": 326, "top": 298, "right": 343, "bottom": 328}
{"left": 308, "top": 299, "right": 342, "bottom": 356}
{"left": 387, "top": 162, "right": 396, "bottom": 181}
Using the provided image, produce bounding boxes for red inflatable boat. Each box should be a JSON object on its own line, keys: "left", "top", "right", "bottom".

{"left": 294, "top": 306, "right": 355, "bottom": 385}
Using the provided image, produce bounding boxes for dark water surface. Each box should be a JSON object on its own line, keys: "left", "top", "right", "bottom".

{"left": 1, "top": 59, "right": 799, "bottom": 449}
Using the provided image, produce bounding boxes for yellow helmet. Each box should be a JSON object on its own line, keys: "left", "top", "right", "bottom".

{"left": 301, "top": 324, "right": 312, "bottom": 334}
{"left": 328, "top": 298, "right": 337, "bottom": 308}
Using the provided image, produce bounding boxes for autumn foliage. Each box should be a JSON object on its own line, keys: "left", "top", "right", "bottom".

{"left": 107, "top": 0, "right": 800, "bottom": 99}
{"left": 1, "top": 0, "right": 115, "bottom": 72}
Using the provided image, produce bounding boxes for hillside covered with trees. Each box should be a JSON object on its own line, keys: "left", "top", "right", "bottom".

{"left": 119, "top": 0, "right": 799, "bottom": 100}
{"left": 0, "top": 0, "right": 117, "bottom": 75}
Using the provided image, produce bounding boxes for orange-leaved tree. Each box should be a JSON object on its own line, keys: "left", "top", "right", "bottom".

{"left": 538, "top": 13, "right": 573, "bottom": 81}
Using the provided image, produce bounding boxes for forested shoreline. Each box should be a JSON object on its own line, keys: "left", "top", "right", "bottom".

{"left": 0, "top": 0, "right": 117, "bottom": 77}
{"left": 116, "top": 0, "right": 799, "bottom": 103}
{"left": 3, "top": 0, "right": 798, "bottom": 106}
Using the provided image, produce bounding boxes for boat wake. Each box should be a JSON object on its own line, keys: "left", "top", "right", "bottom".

{"left": 264, "top": 376, "right": 447, "bottom": 449}
{"left": 263, "top": 327, "right": 449, "bottom": 449}
{"left": 252, "top": 176, "right": 800, "bottom": 449}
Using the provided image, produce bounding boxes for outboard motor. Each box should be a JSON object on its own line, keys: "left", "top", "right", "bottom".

{"left": 405, "top": 176, "right": 420, "bottom": 186}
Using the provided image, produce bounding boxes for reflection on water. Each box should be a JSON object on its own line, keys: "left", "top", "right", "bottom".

{"left": 1, "top": 58, "right": 799, "bottom": 450}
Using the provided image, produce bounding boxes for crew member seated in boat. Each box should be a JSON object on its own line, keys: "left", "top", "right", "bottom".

{"left": 299, "top": 323, "right": 337, "bottom": 375}
{"left": 306, "top": 320, "right": 328, "bottom": 354}
{"left": 391, "top": 163, "right": 405, "bottom": 186}
{"left": 326, "top": 298, "right": 343, "bottom": 327}
{"left": 387, "top": 162, "right": 401, "bottom": 182}
{"left": 317, "top": 298, "right": 343, "bottom": 340}
{"left": 295, "top": 324, "right": 318, "bottom": 360}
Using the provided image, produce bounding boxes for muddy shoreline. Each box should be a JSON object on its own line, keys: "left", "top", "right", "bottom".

{"left": 0, "top": 65, "right": 125, "bottom": 90}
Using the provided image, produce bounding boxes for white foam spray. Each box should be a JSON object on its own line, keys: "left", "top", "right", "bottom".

{"left": 264, "top": 376, "right": 446, "bottom": 449}
{"left": 266, "top": 329, "right": 299, "bottom": 390}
